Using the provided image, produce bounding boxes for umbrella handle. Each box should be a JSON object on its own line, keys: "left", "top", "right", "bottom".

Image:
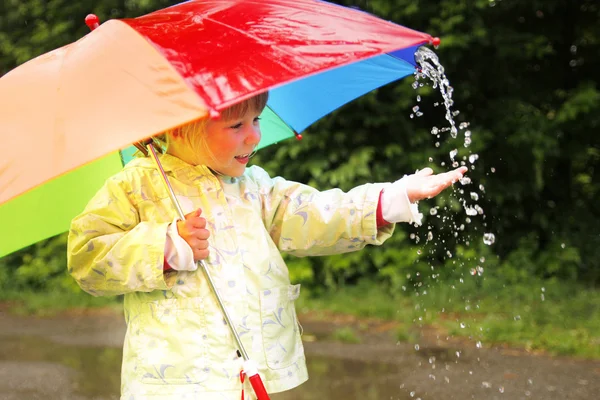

{"left": 249, "top": 374, "right": 270, "bottom": 400}
{"left": 243, "top": 360, "right": 270, "bottom": 400}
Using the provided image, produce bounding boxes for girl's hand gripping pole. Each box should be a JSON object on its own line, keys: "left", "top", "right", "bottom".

{"left": 243, "top": 360, "right": 270, "bottom": 400}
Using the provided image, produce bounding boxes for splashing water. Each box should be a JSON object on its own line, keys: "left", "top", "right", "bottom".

{"left": 414, "top": 46, "right": 496, "bottom": 250}
{"left": 415, "top": 47, "right": 458, "bottom": 138}
{"left": 407, "top": 46, "right": 499, "bottom": 365}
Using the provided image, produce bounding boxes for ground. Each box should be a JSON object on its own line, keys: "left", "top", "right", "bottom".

{"left": 0, "top": 306, "right": 598, "bottom": 399}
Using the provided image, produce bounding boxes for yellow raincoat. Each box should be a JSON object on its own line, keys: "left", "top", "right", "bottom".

{"left": 68, "top": 154, "right": 394, "bottom": 399}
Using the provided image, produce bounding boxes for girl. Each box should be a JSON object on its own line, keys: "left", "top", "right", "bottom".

{"left": 67, "top": 92, "right": 466, "bottom": 399}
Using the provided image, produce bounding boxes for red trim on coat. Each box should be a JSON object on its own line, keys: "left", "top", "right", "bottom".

{"left": 376, "top": 189, "right": 390, "bottom": 227}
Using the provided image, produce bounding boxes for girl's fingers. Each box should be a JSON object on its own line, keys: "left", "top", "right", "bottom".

{"left": 416, "top": 167, "right": 434, "bottom": 176}
{"left": 190, "top": 217, "right": 207, "bottom": 229}
{"left": 193, "top": 249, "right": 210, "bottom": 261}
{"left": 193, "top": 228, "right": 210, "bottom": 240}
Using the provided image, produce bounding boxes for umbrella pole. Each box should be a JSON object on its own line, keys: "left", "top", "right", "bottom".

{"left": 146, "top": 144, "right": 270, "bottom": 400}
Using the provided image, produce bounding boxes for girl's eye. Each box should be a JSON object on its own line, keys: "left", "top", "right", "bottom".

{"left": 229, "top": 122, "right": 243, "bottom": 129}
{"left": 253, "top": 117, "right": 261, "bottom": 124}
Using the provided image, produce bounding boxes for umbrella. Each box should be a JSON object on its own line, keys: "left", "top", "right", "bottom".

{"left": 0, "top": 0, "right": 437, "bottom": 259}
{"left": 0, "top": 1, "right": 439, "bottom": 398}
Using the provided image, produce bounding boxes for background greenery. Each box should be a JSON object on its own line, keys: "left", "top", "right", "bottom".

{"left": 1, "top": 0, "right": 598, "bottom": 356}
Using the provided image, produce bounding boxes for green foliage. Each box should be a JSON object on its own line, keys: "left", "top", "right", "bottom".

{"left": 0, "top": 0, "right": 598, "bottom": 318}
{"left": 0, "top": 233, "right": 71, "bottom": 291}
{"left": 331, "top": 327, "right": 362, "bottom": 344}
{"left": 255, "top": 0, "right": 600, "bottom": 287}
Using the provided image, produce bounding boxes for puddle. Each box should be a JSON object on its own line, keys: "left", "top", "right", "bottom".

{"left": 0, "top": 335, "right": 410, "bottom": 399}
{"left": 0, "top": 335, "right": 121, "bottom": 399}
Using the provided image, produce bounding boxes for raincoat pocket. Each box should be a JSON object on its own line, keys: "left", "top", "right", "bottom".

{"left": 135, "top": 297, "right": 211, "bottom": 385}
{"left": 259, "top": 284, "right": 303, "bottom": 370}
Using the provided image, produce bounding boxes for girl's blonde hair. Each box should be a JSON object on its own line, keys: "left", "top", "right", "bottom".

{"left": 151, "top": 92, "right": 269, "bottom": 161}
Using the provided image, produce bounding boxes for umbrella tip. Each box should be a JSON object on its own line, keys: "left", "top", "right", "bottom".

{"left": 294, "top": 132, "right": 303, "bottom": 141}
{"left": 431, "top": 37, "right": 441, "bottom": 47}
{"left": 85, "top": 14, "right": 100, "bottom": 31}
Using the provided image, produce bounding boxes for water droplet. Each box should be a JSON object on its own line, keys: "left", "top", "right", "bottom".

{"left": 561, "top": 243, "right": 565, "bottom": 249}
{"left": 480, "top": 257, "right": 486, "bottom": 263}
{"left": 427, "top": 231, "right": 434, "bottom": 241}
{"left": 412, "top": 105, "right": 420, "bottom": 113}
{"left": 460, "top": 177, "right": 472, "bottom": 185}
{"left": 470, "top": 268, "right": 477, "bottom": 276}
{"left": 431, "top": 127, "right": 439, "bottom": 135}
{"left": 483, "top": 233, "right": 495, "bottom": 245}
{"left": 464, "top": 137, "right": 472, "bottom": 147}
{"left": 469, "top": 154, "right": 479, "bottom": 164}
{"left": 476, "top": 341, "right": 482, "bottom": 348}
{"left": 459, "top": 122, "right": 469, "bottom": 129}
{"left": 465, "top": 206, "right": 478, "bottom": 216}
{"left": 428, "top": 157, "right": 434, "bottom": 162}
{"left": 460, "top": 322, "right": 466, "bottom": 328}
{"left": 450, "top": 126, "right": 458, "bottom": 138}
{"left": 430, "top": 207, "right": 438, "bottom": 216}
{"left": 470, "top": 192, "right": 479, "bottom": 201}
{"left": 449, "top": 149, "right": 458, "bottom": 160}
{"left": 514, "top": 315, "right": 521, "bottom": 321}
{"left": 414, "top": 344, "right": 420, "bottom": 351}
{"left": 490, "top": 167, "right": 496, "bottom": 173}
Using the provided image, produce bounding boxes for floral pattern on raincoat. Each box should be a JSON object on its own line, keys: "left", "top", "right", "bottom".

{"left": 67, "top": 154, "right": 395, "bottom": 399}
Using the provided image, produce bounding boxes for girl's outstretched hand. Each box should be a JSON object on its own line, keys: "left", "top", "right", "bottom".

{"left": 404, "top": 166, "right": 468, "bottom": 203}
{"left": 177, "top": 208, "right": 211, "bottom": 261}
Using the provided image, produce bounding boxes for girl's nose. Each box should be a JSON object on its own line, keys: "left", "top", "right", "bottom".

{"left": 245, "top": 125, "right": 261, "bottom": 145}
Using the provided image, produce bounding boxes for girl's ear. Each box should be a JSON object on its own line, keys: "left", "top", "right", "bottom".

{"left": 172, "top": 127, "right": 181, "bottom": 139}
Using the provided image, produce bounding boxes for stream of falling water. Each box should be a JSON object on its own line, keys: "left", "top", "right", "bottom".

{"left": 400, "top": 47, "right": 500, "bottom": 396}
{"left": 414, "top": 45, "right": 496, "bottom": 253}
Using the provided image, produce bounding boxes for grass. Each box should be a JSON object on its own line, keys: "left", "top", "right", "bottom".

{"left": 330, "top": 326, "right": 362, "bottom": 343}
{"left": 3, "top": 276, "right": 599, "bottom": 359}
{"left": 297, "top": 277, "right": 600, "bottom": 359}
{"left": 0, "top": 290, "right": 121, "bottom": 316}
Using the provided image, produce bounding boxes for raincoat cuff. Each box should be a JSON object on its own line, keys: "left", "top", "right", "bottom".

{"left": 381, "top": 178, "right": 423, "bottom": 226}
{"left": 165, "top": 218, "right": 198, "bottom": 271}
{"left": 362, "top": 183, "right": 395, "bottom": 244}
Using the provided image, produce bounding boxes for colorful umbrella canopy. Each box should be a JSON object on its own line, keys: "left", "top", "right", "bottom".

{"left": 0, "top": 0, "right": 437, "bottom": 258}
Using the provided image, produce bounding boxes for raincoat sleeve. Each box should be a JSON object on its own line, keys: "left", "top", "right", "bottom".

{"left": 67, "top": 173, "right": 172, "bottom": 297}
{"left": 248, "top": 166, "right": 395, "bottom": 257}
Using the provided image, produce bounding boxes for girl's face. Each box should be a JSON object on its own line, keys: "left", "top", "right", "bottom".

{"left": 200, "top": 107, "right": 262, "bottom": 177}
